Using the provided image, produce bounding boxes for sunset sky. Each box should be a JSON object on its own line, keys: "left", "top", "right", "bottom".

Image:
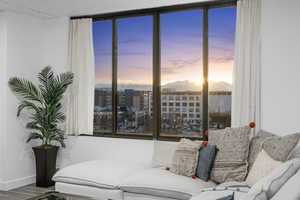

{"left": 93, "top": 7, "right": 236, "bottom": 86}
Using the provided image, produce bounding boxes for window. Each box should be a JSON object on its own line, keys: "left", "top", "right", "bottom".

{"left": 93, "top": 20, "right": 113, "bottom": 133}
{"left": 160, "top": 10, "right": 203, "bottom": 137}
{"left": 116, "top": 16, "right": 153, "bottom": 135}
{"left": 208, "top": 7, "right": 236, "bottom": 130}
{"left": 189, "top": 96, "right": 195, "bottom": 101}
{"left": 93, "top": 1, "right": 236, "bottom": 140}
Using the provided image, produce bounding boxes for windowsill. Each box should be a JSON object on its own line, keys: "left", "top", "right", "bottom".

{"left": 80, "top": 132, "right": 205, "bottom": 141}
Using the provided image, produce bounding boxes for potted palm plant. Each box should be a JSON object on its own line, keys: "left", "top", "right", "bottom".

{"left": 8, "top": 66, "right": 74, "bottom": 187}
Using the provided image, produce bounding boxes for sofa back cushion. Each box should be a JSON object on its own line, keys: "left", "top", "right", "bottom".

{"left": 288, "top": 138, "right": 300, "bottom": 160}
{"left": 263, "top": 132, "right": 300, "bottom": 162}
{"left": 248, "top": 130, "right": 275, "bottom": 171}
{"left": 152, "top": 141, "right": 178, "bottom": 168}
{"left": 61, "top": 136, "right": 155, "bottom": 168}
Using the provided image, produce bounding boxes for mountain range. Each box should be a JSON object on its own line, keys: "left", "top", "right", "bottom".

{"left": 96, "top": 80, "right": 231, "bottom": 92}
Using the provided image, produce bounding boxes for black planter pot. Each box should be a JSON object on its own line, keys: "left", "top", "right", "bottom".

{"left": 33, "top": 146, "right": 59, "bottom": 187}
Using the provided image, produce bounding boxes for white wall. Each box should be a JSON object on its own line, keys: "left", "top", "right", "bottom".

{"left": 261, "top": 0, "right": 300, "bottom": 135}
{"left": 0, "top": 12, "right": 69, "bottom": 190}
{"left": 3, "top": 11, "right": 44, "bottom": 190}
{"left": 0, "top": 12, "right": 7, "bottom": 186}
{"left": 42, "top": 17, "right": 69, "bottom": 72}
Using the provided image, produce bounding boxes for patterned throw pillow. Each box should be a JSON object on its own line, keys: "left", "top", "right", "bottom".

{"left": 209, "top": 126, "right": 251, "bottom": 183}
{"left": 263, "top": 132, "right": 300, "bottom": 162}
{"left": 170, "top": 139, "right": 202, "bottom": 177}
{"left": 196, "top": 144, "right": 218, "bottom": 181}
{"left": 288, "top": 140, "right": 300, "bottom": 160}
{"left": 248, "top": 130, "right": 275, "bottom": 171}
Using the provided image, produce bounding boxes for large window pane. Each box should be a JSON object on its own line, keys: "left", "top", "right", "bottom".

{"left": 160, "top": 10, "right": 203, "bottom": 137}
{"left": 93, "top": 20, "right": 113, "bottom": 132}
{"left": 117, "top": 16, "right": 153, "bottom": 134}
{"left": 208, "top": 7, "right": 236, "bottom": 129}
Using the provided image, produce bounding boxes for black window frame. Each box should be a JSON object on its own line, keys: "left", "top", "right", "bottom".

{"left": 75, "top": 0, "right": 236, "bottom": 141}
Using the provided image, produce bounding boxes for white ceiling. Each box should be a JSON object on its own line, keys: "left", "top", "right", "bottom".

{"left": 0, "top": 0, "right": 208, "bottom": 19}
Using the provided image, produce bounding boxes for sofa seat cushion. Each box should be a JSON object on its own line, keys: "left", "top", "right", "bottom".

{"left": 190, "top": 191, "right": 239, "bottom": 200}
{"left": 123, "top": 192, "right": 176, "bottom": 200}
{"left": 53, "top": 160, "right": 147, "bottom": 189}
{"left": 55, "top": 182, "right": 123, "bottom": 200}
{"left": 190, "top": 182, "right": 250, "bottom": 200}
{"left": 120, "top": 168, "right": 216, "bottom": 200}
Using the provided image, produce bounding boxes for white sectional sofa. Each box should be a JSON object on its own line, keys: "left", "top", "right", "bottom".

{"left": 55, "top": 136, "right": 217, "bottom": 200}
{"left": 54, "top": 136, "right": 300, "bottom": 200}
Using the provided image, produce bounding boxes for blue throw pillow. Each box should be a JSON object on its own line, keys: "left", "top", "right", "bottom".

{"left": 216, "top": 193, "right": 234, "bottom": 200}
{"left": 196, "top": 144, "right": 217, "bottom": 181}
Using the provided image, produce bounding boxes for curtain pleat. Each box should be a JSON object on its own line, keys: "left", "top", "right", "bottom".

{"left": 66, "top": 19, "right": 95, "bottom": 135}
{"left": 232, "top": 0, "right": 262, "bottom": 134}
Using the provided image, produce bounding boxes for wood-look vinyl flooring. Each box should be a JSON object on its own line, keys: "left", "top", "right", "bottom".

{"left": 0, "top": 184, "right": 54, "bottom": 200}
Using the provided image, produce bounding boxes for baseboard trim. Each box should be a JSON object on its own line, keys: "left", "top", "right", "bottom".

{"left": 0, "top": 175, "right": 36, "bottom": 191}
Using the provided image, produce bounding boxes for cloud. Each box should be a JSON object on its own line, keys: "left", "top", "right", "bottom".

{"left": 94, "top": 49, "right": 150, "bottom": 56}
{"left": 119, "top": 38, "right": 148, "bottom": 44}
{"left": 118, "top": 51, "right": 148, "bottom": 56}
{"left": 209, "top": 47, "right": 234, "bottom": 64}
{"left": 211, "top": 55, "right": 234, "bottom": 63}
{"left": 169, "top": 58, "right": 200, "bottom": 68}
{"left": 162, "top": 58, "right": 201, "bottom": 75}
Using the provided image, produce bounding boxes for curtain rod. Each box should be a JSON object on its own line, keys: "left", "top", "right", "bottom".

{"left": 70, "top": 0, "right": 236, "bottom": 20}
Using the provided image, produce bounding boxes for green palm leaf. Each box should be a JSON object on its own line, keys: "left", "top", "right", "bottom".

{"left": 8, "top": 78, "right": 43, "bottom": 103}
{"left": 9, "top": 66, "right": 73, "bottom": 148}
{"left": 17, "top": 100, "right": 41, "bottom": 116}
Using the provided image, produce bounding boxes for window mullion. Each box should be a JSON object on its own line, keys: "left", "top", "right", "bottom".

{"left": 153, "top": 13, "right": 161, "bottom": 140}
{"left": 202, "top": 7, "right": 209, "bottom": 140}
{"left": 112, "top": 18, "right": 118, "bottom": 134}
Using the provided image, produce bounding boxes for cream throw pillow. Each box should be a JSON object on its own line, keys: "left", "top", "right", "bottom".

{"left": 246, "top": 150, "right": 282, "bottom": 186}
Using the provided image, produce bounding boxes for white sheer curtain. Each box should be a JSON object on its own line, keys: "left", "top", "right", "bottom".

{"left": 66, "top": 18, "right": 95, "bottom": 135}
{"left": 231, "top": 0, "right": 262, "bottom": 132}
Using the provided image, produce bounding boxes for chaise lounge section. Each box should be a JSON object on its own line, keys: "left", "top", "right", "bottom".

{"left": 54, "top": 138, "right": 217, "bottom": 200}
{"left": 53, "top": 135, "right": 300, "bottom": 200}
